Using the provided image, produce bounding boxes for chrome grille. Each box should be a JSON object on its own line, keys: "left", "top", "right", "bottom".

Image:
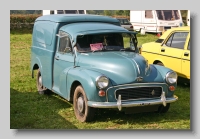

{"left": 115, "top": 87, "right": 162, "bottom": 100}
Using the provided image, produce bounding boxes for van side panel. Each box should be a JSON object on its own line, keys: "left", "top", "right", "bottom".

{"left": 31, "top": 21, "right": 58, "bottom": 89}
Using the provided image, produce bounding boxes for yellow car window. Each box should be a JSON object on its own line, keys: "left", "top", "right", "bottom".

{"left": 165, "top": 32, "right": 188, "bottom": 49}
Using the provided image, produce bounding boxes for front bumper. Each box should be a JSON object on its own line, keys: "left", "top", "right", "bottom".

{"left": 87, "top": 94, "right": 178, "bottom": 111}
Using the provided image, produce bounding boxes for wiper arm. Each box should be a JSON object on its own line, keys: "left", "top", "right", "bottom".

{"left": 120, "top": 48, "right": 135, "bottom": 52}
{"left": 92, "top": 49, "right": 103, "bottom": 53}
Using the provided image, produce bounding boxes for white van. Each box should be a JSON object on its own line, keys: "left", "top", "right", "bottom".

{"left": 130, "top": 10, "right": 183, "bottom": 34}
{"left": 42, "top": 10, "right": 87, "bottom": 15}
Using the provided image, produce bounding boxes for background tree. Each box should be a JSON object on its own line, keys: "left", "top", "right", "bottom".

{"left": 103, "top": 10, "right": 112, "bottom": 16}
{"left": 115, "top": 10, "right": 124, "bottom": 15}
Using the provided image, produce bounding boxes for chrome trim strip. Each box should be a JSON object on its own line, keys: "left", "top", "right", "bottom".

{"left": 105, "top": 83, "right": 167, "bottom": 102}
{"left": 132, "top": 58, "right": 140, "bottom": 75}
{"left": 88, "top": 95, "right": 178, "bottom": 110}
{"left": 114, "top": 85, "right": 164, "bottom": 101}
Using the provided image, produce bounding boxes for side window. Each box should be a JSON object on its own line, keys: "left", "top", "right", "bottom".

{"left": 119, "top": 19, "right": 123, "bottom": 25}
{"left": 50, "top": 10, "right": 54, "bottom": 14}
{"left": 123, "top": 19, "right": 129, "bottom": 25}
{"left": 165, "top": 32, "right": 188, "bottom": 49}
{"left": 57, "top": 10, "right": 64, "bottom": 14}
{"left": 78, "top": 10, "right": 84, "bottom": 14}
{"left": 58, "top": 31, "right": 72, "bottom": 53}
{"left": 145, "top": 10, "right": 153, "bottom": 18}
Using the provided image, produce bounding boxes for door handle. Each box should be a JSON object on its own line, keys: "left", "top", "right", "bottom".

{"left": 161, "top": 48, "right": 165, "bottom": 52}
{"left": 55, "top": 55, "right": 59, "bottom": 60}
{"left": 184, "top": 52, "right": 189, "bottom": 56}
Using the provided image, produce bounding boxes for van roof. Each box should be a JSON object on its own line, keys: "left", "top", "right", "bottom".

{"left": 35, "top": 14, "right": 120, "bottom": 24}
{"left": 60, "top": 22, "right": 135, "bottom": 35}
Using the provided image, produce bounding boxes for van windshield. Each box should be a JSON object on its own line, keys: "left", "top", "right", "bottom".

{"left": 156, "top": 10, "right": 180, "bottom": 20}
{"left": 76, "top": 33, "right": 138, "bottom": 53}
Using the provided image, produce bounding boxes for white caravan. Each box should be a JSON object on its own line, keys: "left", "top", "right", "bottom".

{"left": 187, "top": 10, "right": 190, "bottom": 26}
{"left": 130, "top": 10, "right": 183, "bottom": 34}
{"left": 42, "top": 10, "right": 87, "bottom": 15}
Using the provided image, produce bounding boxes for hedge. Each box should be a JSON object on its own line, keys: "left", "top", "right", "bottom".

{"left": 10, "top": 14, "right": 41, "bottom": 30}
{"left": 10, "top": 14, "right": 129, "bottom": 30}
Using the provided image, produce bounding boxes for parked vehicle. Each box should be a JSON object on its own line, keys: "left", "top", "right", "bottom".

{"left": 31, "top": 14, "right": 178, "bottom": 122}
{"left": 42, "top": 10, "right": 87, "bottom": 15}
{"left": 116, "top": 18, "right": 134, "bottom": 31}
{"left": 187, "top": 10, "right": 190, "bottom": 26}
{"left": 140, "top": 26, "right": 190, "bottom": 81}
{"left": 130, "top": 10, "right": 183, "bottom": 34}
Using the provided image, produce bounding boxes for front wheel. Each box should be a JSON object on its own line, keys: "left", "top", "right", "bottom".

{"left": 36, "top": 69, "right": 49, "bottom": 95}
{"left": 156, "top": 62, "right": 164, "bottom": 66}
{"left": 73, "top": 85, "right": 95, "bottom": 122}
{"left": 157, "top": 103, "right": 170, "bottom": 113}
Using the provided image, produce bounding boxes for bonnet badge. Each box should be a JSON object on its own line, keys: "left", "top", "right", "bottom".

{"left": 136, "top": 76, "right": 143, "bottom": 82}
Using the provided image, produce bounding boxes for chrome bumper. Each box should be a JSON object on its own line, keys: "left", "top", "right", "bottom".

{"left": 87, "top": 94, "right": 178, "bottom": 111}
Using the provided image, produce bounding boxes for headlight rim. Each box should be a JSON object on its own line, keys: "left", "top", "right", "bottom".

{"left": 96, "top": 75, "right": 109, "bottom": 89}
{"left": 165, "top": 71, "right": 177, "bottom": 84}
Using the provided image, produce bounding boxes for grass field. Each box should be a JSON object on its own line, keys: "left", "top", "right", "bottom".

{"left": 10, "top": 29, "right": 190, "bottom": 129}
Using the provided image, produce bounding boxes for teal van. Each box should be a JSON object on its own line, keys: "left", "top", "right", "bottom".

{"left": 31, "top": 14, "right": 178, "bottom": 122}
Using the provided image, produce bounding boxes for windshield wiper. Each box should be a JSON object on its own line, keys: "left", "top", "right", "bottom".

{"left": 120, "top": 48, "right": 135, "bottom": 52}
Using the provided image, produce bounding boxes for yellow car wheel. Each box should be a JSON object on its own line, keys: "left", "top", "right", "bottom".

{"left": 156, "top": 62, "right": 164, "bottom": 66}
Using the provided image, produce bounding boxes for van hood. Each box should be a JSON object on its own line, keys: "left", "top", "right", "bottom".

{"left": 76, "top": 51, "right": 160, "bottom": 85}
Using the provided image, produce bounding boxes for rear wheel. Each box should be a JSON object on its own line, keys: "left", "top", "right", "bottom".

{"left": 36, "top": 69, "right": 49, "bottom": 95}
{"left": 73, "top": 85, "right": 95, "bottom": 122}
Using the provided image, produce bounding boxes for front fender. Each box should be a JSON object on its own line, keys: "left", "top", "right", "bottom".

{"left": 31, "top": 56, "right": 42, "bottom": 78}
{"left": 153, "top": 64, "right": 175, "bottom": 80}
{"left": 66, "top": 67, "right": 107, "bottom": 102}
{"left": 153, "top": 64, "right": 177, "bottom": 87}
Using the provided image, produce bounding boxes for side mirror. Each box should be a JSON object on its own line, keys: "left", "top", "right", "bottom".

{"left": 138, "top": 46, "right": 142, "bottom": 54}
{"left": 130, "top": 46, "right": 135, "bottom": 51}
{"left": 64, "top": 47, "right": 71, "bottom": 53}
{"left": 130, "top": 41, "right": 135, "bottom": 51}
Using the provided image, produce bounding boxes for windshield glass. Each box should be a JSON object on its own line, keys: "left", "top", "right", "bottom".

{"left": 156, "top": 10, "right": 180, "bottom": 20}
{"left": 75, "top": 33, "right": 138, "bottom": 53}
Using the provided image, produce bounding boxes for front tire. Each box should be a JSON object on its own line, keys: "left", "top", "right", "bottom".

{"left": 156, "top": 62, "right": 164, "bottom": 66}
{"left": 157, "top": 103, "right": 170, "bottom": 113}
{"left": 73, "top": 85, "right": 95, "bottom": 122}
{"left": 36, "top": 69, "right": 49, "bottom": 95}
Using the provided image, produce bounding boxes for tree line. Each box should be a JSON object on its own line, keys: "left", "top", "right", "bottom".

{"left": 10, "top": 10, "right": 130, "bottom": 16}
{"left": 10, "top": 10, "right": 188, "bottom": 18}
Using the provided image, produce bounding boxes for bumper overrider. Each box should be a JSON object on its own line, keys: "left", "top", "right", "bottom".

{"left": 87, "top": 91, "right": 178, "bottom": 111}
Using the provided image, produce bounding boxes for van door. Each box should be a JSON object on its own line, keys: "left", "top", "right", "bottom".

{"left": 53, "top": 31, "right": 74, "bottom": 95}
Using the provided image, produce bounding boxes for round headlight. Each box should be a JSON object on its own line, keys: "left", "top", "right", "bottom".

{"left": 96, "top": 75, "right": 109, "bottom": 89}
{"left": 166, "top": 71, "right": 177, "bottom": 84}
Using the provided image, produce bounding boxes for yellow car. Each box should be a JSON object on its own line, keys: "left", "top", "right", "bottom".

{"left": 140, "top": 26, "right": 190, "bottom": 80}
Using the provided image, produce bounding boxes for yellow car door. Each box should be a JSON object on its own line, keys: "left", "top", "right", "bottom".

{"left": 159, "top": 31, "right": 189, "bottom": 76}
{"left": 181, "top": 36, "right": 190, "bottom": 79}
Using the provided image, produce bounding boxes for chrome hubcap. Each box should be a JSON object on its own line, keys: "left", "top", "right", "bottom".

{"left": 77, "top": 96, "right": 84, "bottom": 113}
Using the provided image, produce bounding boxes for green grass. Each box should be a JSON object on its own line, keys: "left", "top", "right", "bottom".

{"left": 10, "top": 29, "right": 190, "bottom": 129}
